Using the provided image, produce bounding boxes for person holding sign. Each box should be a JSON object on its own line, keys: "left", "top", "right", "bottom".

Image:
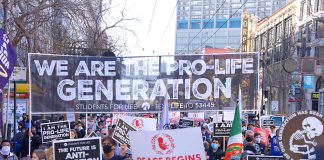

{"left": 102, "top": 136, "right": 128, "bottom": 160}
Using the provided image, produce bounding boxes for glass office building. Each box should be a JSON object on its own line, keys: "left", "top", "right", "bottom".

{"left": 175, "top": 0, "right": 287, "bottom": 54}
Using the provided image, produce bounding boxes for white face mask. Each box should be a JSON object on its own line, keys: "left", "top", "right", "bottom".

{"left": 255, "top": 138, "right": 261, "bottom": 143}
{"left": 1, "top": 146, "right": 10, "bottom": 155}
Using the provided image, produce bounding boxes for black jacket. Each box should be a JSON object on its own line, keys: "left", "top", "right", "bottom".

{"left": 207, "top": 147, "right": 224, "bottom": 160}
{"left": 20, "top": 134, "right": 41, "bottom": 158}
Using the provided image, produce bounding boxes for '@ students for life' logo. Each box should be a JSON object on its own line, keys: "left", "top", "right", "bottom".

{"left": 132, "top": 118, "right": 144, "bottom": 130}
{"left": 151, "top": 133, "right": 175, "bottom": 155}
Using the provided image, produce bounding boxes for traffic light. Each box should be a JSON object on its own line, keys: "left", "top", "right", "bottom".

{"left": 263, "top": 90, "right": 269, "bottom": 103}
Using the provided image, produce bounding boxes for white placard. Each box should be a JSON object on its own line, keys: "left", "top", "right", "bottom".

{"left": 223, "top": 111, "right": 235, "bottom": 121}
{"left": 10, "top": 67, "right": 27, "bottom": 81}
{"left": 129, "top": 127, "right": 206, "bottom": 159}
{"left": 122, "top": 116, "right": 157, "bottom": 131}
{"left": 2, "top": 99, "right": 27, "bottom": 124}
{"left": 112, "top": 113, "right": 129, "bottom": 124}
{"left": 169, "top": 112, "right": 180, "bottom": 123}
{"left": 271, "top": 101, "right": 279, "bottom": 112}
{"left": 188, "top": 112, "right": 204, "bottom": 119}
{"left": 169, "top": 112, "right": 180, "bottom": 119}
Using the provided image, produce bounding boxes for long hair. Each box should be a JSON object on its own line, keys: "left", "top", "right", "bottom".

{"left": 33, "top": 149, "right": 46, "bottom": 160}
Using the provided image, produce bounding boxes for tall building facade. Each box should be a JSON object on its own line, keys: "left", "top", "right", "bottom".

{"left": 175, "top": 0, "right": 288, "bottom": 54}
{"left": 251, "top": 0, "right": 324, "bottom": 114}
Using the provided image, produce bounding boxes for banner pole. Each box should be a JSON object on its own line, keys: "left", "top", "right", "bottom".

{"left": 157, "top": 112, "right": 160, "bottom": 130}
{"left": 5, "top": 81, "right": 10, "bottom": 140}
{"left": 13, "top": 81, "right": 16, "bottom": 150}
{"left": 223, "top": 136, "right": 226, "bottom": 152}
{"left": 28, "top": 54, "right": 32, "bottom": 157}
{"left": 28, "top": 107, "right": 32, "bottom": 156}
{"left": 85, "top": 113, "right": 88, "bottom": 137}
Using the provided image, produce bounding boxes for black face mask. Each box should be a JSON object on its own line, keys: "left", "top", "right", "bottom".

{"left": 103, "top": 145, "right": 113, "bottom": 153}
{"left": 246, "top": 136, "right": 253, "bottom": 142}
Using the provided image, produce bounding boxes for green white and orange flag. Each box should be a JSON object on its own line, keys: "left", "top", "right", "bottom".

{"left": 224, "top": 105, "right": 243, "bottom": 160}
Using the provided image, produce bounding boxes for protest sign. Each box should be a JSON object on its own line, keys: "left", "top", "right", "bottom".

{"left": 178, "top": 119, "right": 194, "bottom": 128}
{"left": 53, "top": 137, "right": 101, "bottom": 160}
{"left": 112, "top": 118, "right": 136, "bottom": 146}
{"left": 213, "top": 122, "right": 232, "bottom": 137}
{"left": 247, "top": 155, "right": 284, "bottom": 160}
{"left": 223, "top": 111, "right": 235, "bottom": 121}
{"left": 87, "top": 131, "right": 98, "bottom": 138}
{"left": 122, "top": 116, "right": 157, "bottom": 131}
{"left": 254, "top": 128, "right": 269, "bottom": 146}
{"left": 29, "top": 53, "right": 259, "bottom": 113}
{"left": 41, "top": 121, "right": 70, "bottom": 143}
{"left": 129, "top": 127, "right": 206, "bottom": 160}
{"left": 270, "top": 137, "right": 282, "bottom": 156}
{"left": 262, "top": 119, "right": 274, "bottom": 127}
{"left": 188, "top": 112, "right": 204, "bottom": 119}
{"left": 169, "top": 112, "right": 180, "bottom": 123}
{"left": 278, "top": 110, "right": 324, "bottom": 160}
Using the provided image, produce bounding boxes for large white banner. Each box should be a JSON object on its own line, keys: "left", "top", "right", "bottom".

{"left": 122, "top": 116, "right": 157, "bottom": 131}
{"left": 129, "top": 127, "right": 206, "bottom": 160}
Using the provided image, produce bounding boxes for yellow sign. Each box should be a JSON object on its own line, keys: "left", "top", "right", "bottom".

{"left": 241, "top": 12, "right": 250, "bottom": 52}
{"left": 312, "top": 92, "right": 319, "bottom": 100}
{"left": 16, "top": 83, "right": 29, "bottom": 93}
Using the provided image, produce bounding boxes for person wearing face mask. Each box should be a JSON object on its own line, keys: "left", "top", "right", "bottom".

{"left": 101, "top": 136, "right": 127, "bottom": 160}
{"left": 243, "top": 130, "right": 261, "bottom": 155}
{"left": 243, "top": 130, "right": 254, "bottom": 145}
{"left": 75, "top": 121, "right": 86, "bottom": 138}
{"left": 207, "top": 138, "right": 224, "bottom": 160}
{"left": 0, "top": 140, "right": 18, "bottom": 160}
{"left": 253, "top": 133, "right": 265, "bottom": 155}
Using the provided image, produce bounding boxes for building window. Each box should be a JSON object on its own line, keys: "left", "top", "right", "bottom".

{"left": 315, "top": 47, "right": 324, "bottom": 66}
{"left": 300, "top": 1, "right": 306, "bottom": 21}
{"left": 316, "top": 20, "right": 324, "bottom": 38}
{"left": 229, "top": 19, "right": 241, "bottom": 28}
{"left": 274, "top": 45, "right": 282, "bottom": 62}
{"left": 203, "top": 20, "right": 214, "bottom": 29}
{"left": 318, "top": 0, "right": 324, "bottom": 12}
{"left": 276, "top": 23, "right": 283, "bottom": 42}
{"left": 284, "top": 17, "right": 292, "bottom": 38}
{"left": 216, "top": 20, "right": 227, "bottom": 28}
{"left": 267, "top": 49, "right": 273, "bottom": 65}
{"left": 261, "top": 33, "right": 268, "bottom": 50}
{"left": 268, "top": 28, "right": 275, "bottom": 47}
{"left": 190, "top": 21, "right": 201, "bottom": 29}
{"left": 306, "top": 22, "right": 312, "bottom": 42}
{"left": 297, "top": 46, "right": 302, "bottom": 57}
{"left": 177, "top": 21, "right": 188, "bottom": 29}
{"left": 255, "top": 36, "right": 260, "bottom": 52}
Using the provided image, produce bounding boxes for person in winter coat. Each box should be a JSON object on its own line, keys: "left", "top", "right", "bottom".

{"left": 0, "top": 140, "right": 18, "bottom": 160}
{"left": 20, "top": 128, "right": 42, "bottom": 158}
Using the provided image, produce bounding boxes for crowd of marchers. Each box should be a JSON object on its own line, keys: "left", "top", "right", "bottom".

{"left": 0, "top": 113, "right": 280, "bottom": 160}
{"left": 201, "top": 118, "right": 280, "bottom": 160}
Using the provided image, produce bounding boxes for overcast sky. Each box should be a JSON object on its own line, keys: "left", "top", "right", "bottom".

{"left": 108, "top": 0, "right": 177, "bottom": 56}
